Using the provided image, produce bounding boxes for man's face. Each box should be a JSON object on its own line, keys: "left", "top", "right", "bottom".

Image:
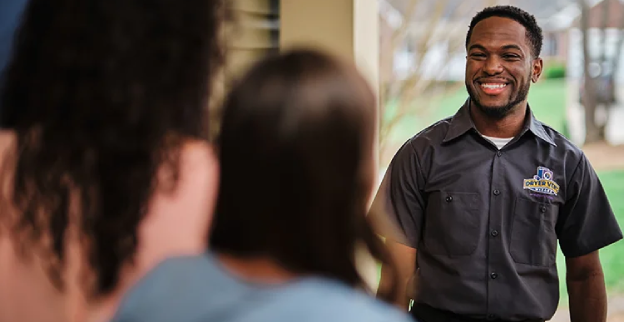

{"left": 465, "top": 16, "right": 543, "bottom": 119}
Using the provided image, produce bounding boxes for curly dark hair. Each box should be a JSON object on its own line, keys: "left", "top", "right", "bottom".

{"left": 0, "top": 0, "right": 225, "bottom": 296}
{"left": 466, "top": 5, "right": 543, "bottom": 58}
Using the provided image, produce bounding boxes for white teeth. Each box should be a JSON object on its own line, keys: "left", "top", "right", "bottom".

{"left": 481, "top": 83, "right": 507, "bottom": 89}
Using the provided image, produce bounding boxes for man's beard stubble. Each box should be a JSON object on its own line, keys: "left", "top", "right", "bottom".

{"left": 466, "top": 78, "right": 530, "bottom": 120}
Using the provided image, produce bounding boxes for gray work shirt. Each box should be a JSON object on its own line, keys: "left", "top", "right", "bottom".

{"left": 374, "top": 99, "right": 623, "bottom": 321}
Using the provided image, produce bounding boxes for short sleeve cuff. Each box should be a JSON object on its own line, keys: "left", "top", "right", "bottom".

{"left": 561, "top": 231, "right": 623, "bottom": 258}
{"left": 379, "top": 224, "right": 419, "bottom": 249}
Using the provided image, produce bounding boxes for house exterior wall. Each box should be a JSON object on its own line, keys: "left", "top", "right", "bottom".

{"left": 567, "top": 27, "right": 624, "bottom": 82}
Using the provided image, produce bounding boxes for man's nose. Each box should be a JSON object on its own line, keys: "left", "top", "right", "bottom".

{"left": 483, "top": 56, "right": 503, "bottom": 75}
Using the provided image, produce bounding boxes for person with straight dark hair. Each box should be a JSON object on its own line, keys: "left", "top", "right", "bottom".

{"left": 0, "top": 1, "right": 225, "bottom": 322}
{"left": 110, "top": 48, "right": 414, "bottom": 322}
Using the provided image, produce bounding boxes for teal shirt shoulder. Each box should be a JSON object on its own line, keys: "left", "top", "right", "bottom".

{"left": 112, "top": 253, "right": 413, "bottom": 322}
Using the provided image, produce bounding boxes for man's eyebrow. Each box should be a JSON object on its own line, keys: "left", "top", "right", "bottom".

{"left": 468, "top": 44, "right": 525, "bottom": 52}
{"left": 501, "top": 44, "right": 523, "bottom": 52}
{"left": 468, "top": 44, "right": 486, "bottom": 51}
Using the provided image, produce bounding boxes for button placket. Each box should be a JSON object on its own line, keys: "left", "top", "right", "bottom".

{"left": 487, "top": 149, "right": 505, "bottom": 317}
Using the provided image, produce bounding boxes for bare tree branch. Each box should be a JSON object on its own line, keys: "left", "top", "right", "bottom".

{"left": 378, "top": 0, "right": 502, "bottom": 161}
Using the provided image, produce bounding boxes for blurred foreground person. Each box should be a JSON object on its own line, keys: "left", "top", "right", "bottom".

{"left": 0, "top": 0, "right": 28, "bottom": 85}
{"left": 0, "top": 1, "right": 224, "bottom": 321}
{"left": 111, "top": 49, "right": 414, "bottom": 322}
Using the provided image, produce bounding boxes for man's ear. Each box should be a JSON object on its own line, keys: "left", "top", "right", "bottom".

{"left": 532, "top": 57, "right": 543, "bottom": 83}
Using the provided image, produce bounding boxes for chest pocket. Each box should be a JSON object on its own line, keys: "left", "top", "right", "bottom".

{"left": 423, "top": 192, "right": 481, "bottom": 256}
{"left": 509, "top": 197, "right": 559, "bottom": 267}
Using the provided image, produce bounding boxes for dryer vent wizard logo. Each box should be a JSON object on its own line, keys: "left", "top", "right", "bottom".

{"left": 523, "top": 166, "right": 560, "bottom": 196}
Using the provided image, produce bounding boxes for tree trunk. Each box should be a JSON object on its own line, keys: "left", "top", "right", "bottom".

{"left": 596, "top": 0, "right": 611, "bottom": 141}
{"left": 580, "top": 0, "right": 602, "bottom": 144}
{"left": 601, "top": 2, "right": 624, "bottom": 142}
{"left": 597, "top": 106, "right": 608, "bottom": 138}
{"left": 599, "top": 0, "right": 610, "bottom": 65}
{"left": 611, "top": 18, "right": 624, "bottom": 77}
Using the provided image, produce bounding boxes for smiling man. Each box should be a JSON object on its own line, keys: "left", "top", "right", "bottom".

{"left": 373, "top": 5, "right": 623, "bottom": 322}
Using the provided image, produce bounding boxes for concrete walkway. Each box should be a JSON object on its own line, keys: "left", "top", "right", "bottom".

{"left": 549, "top": 296, "right": 624, "bottom": 322}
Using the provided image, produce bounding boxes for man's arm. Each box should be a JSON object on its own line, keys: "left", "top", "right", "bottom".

{"left": 377, "top": 239, "right": 416, "bottom": 311}
{"left": 566, "top": 251, "right": 607, "bottom": 322}
{"left": 370, "top": 140, "right": 426, "bottom": 310}
{"left": 556, "top": 154, "right": 622, "bottom": 322}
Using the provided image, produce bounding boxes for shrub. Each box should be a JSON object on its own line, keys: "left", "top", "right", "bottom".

{"left": 544, "top": 63, "right": 566, "bottom": 79}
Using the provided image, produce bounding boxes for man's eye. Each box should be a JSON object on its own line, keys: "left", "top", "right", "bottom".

{"left": 470, "top": 53, "right": 486, "bottom": 58}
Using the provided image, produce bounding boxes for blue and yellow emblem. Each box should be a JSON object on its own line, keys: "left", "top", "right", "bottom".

{"left": 523, "top": 166, "right": 560, "bottom": 196}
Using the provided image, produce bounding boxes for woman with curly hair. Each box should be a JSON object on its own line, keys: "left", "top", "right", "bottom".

{"left": 0, "top": 1, "right": 224, "bottom": 321}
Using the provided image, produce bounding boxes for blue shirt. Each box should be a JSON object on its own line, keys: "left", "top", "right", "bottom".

{"left": 0, "top": 0, "right": 28, "bottom": 78}
{"left": 111, "top": 253, "right": 414, "bottom": 322}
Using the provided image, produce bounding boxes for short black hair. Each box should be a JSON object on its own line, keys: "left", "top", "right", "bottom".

{"left": 466, "top": 5, "right": 543, "bottom": 58}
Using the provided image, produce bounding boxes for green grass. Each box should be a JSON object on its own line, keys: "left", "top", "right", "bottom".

{"left": 599, "top": 170, "right": 624, "bottom": 293}
{"left": 600, "top": 171, "right": 624, "bottom": 292}
{"left": 386, "top": 86, "right": 468, "bottom": 145}
{"left": 526, "top": 79, "right": 568, "bottom": 134}
{"left": 385, "top": 79, "right": 569, "bottom": 146}
{"left": 380, "top": 78, "right": 624, "bottom": 302}
{"left": 557, "top": 170, "right": 624, "bottom": 306}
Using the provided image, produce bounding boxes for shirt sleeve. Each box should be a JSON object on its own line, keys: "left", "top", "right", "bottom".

{"left": 370, "top": 140, "right": 426, "bottom": 249}
{"left": 556, "top": 153, "right": 623, "bottom": 258}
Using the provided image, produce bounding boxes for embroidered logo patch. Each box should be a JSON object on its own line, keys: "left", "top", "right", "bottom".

{"left": 523, "top": 166, "right": 560, "bottom": 196}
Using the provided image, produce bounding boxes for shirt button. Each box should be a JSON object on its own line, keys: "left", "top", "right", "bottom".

{"left": 493, "top": 189, "right": 500, "bottom": 196}
{"left": 490, "top": 272, "right": 498, "bottom": 279}
{"left": 496, "top": 151, "right": 502, "bottom": 157}
{"left": 487, "top": 314, "right": 497, "bottom": 321}
{"left": 490, "top": 230, "right": 499, "bottom": 237}
{"left": 540, "top": 206, "right": 546, "bottom": 213}
{"left": 446, "top": 195, "right": 453, "bottom": 202}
